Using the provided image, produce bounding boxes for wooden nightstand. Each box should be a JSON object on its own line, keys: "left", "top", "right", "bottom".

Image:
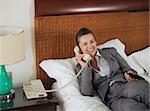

{"left": 0, "top": 87, "right": 59, "bottom": 111}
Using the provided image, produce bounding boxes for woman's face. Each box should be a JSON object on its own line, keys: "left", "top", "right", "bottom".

{"left": 78, "top": 33, "right": 97, "bottom": 57}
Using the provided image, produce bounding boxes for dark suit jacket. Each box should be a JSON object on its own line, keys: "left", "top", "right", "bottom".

{"left": 75, "top": 47, "right": 137, "bottom": 103}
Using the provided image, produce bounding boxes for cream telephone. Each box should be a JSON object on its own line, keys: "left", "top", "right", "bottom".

{"left": 23, "top": 79, "right": 47, "bottom": 99}
{"left": 73, "top": 45, "right": 92, "bottom": 62}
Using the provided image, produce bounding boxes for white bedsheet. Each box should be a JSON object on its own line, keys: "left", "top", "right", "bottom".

{"left": 63, "top": 96, "right": 110, "bottom": 111}
{"left": 52, "top": 82, "right": 111, "bottom": 111}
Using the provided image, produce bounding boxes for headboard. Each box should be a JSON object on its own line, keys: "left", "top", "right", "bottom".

{"left": 34, "top": 0, "right": 149, "bottom": 88}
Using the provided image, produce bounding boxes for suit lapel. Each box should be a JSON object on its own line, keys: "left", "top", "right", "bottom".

{"left": 98, "top": 49, "right": 114, "bottom": 77}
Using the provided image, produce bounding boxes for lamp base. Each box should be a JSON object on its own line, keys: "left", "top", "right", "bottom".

{"left": 0, "top": 89, "right": 15, "bottom": 101}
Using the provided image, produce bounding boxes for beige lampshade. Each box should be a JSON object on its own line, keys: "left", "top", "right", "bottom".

{"left": 0, "top": 26, "right": 25, "bottom": 65}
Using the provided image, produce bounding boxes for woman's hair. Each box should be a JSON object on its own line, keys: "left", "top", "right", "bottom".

{"left": 76, "top": 27, "right": 95, "bottom": 45}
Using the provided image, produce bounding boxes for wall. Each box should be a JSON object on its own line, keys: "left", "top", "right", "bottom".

{"left": 0, "top": 0, "right": 35, "bottom": 87}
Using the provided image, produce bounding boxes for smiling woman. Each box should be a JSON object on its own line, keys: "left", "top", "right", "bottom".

{"left": 73, "top": 27, "right": 149, "bottom": 111}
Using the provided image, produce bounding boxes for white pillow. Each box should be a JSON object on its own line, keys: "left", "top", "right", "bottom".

{"left": 127, "top": 56, "right": 145, "bottom": 74}
{"left": 97, "top": 39, "right": 126, "bottom": 59}
{"left": 39, "top": 58, "right": 81, "bottom": 100}
{"left": 97, "top": 39, "right": 125, "bottom": 50}
{"left": 128, "top": 47, "right": 150, "bottom": 76}
{"left": 97, "top": 39, "right": 144, "bottom": 74}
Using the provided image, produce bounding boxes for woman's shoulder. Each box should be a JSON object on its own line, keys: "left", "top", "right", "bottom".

{"left": 97, "top": 47, "right": 118, "bottom": 57}
{"left": 97, "top": 47, "right": 117, "bottom": 52}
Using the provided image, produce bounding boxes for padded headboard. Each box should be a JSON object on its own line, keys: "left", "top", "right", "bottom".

{"left": 35, "top": 0, "right": 149, "bottom": 88}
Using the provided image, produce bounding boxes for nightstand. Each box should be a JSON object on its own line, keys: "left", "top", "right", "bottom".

{"left": 0, "top": 87, "right": 59, "bottom": 111}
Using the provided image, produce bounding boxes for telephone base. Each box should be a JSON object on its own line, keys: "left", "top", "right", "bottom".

{"left": 23, "top": 79, "right": 48, "bottom": 99}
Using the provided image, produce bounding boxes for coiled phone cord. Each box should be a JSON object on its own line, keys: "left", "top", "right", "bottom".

{"left": 24, "top": 61, "right": 89, "bottom": 93}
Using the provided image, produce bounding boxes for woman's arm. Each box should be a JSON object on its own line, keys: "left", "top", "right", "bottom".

{"left": 112, "top": 48, "right": 139, "bottom": 81}
{"left": 75, "top": 65, "right": 94, "bottom": 96}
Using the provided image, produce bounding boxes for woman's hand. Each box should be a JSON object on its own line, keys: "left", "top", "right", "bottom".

{"left": 75, "top": 53, "right": 87, "bottom": 68}
{"left": 124, "top": 72, "right": 136, "bottom": 81}
{"left": 124, "top": 69, "right": 138, "bottom": 81}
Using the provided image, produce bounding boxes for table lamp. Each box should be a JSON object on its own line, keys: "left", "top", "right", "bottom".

{"left": 0, "top": 26, "right": 25, "bottom": 100}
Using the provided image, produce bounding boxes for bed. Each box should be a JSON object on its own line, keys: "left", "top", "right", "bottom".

{"left": 34, "top": 0, "right": 149, "bottom": 111}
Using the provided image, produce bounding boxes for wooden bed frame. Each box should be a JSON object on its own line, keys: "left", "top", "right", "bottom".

{"left": 34, "top": 0, "right": 149, "bottom": 89}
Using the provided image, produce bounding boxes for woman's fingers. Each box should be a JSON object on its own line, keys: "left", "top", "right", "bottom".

{"left": 124, "top": 73, "right": 136, "bottom": 81}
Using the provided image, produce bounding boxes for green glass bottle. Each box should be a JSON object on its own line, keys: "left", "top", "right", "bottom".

{"left": 0, "top": 65, "right": 13, "bottom": 95}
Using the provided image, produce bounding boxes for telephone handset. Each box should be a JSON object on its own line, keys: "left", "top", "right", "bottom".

{"left": 74, "top": 46, "right": 92, "bottom": 62}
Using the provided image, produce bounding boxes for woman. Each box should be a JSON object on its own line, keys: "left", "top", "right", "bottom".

{"left": 74, "top": 27, "right": 149, "bottom": 111}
